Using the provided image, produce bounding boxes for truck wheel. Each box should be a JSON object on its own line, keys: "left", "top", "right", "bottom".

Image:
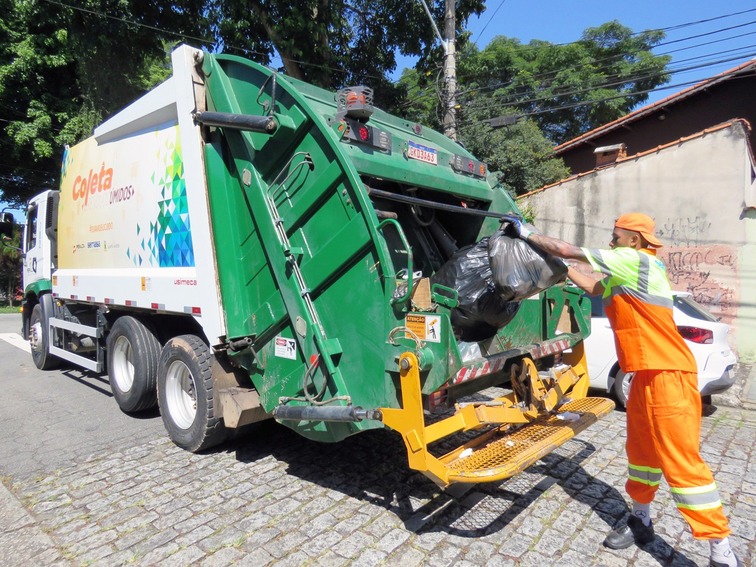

{"left": 29, "top": 295, "right": 60, "bottom": 370}
{"left": 157, "top": 335, "right": 227, "bottom": 452}
{"left": 107, "top": 316, "right": 160, "bottom": 413}
{"left": 612, "top": 368, "right": 634, "bottom": 409}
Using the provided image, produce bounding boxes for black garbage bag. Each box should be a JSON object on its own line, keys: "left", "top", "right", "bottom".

{"left": 431, "top": 227, "right": 568, "bottom": 342}
{"left": 431, "top": 238, "right": 521, "bottom": 342}
{"left": 488, "top": 229, "right": 568, "bottom": 301}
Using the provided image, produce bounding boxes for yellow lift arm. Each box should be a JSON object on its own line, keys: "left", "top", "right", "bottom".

{"left": 380, "top": 343, "right": 615, "bottom": 487}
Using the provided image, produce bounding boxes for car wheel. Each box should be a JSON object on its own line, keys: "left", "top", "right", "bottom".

{"left": 612, "top": 368, "right": 634, "bottom": 409}
{"left": 157, "top": 335, "right": 227, "bottom": 452}
{"left": 106, "top": 316, "right": 161, "bottom": 413}
{"left": 29, "top": 295, "right": 60, "bottom": 370}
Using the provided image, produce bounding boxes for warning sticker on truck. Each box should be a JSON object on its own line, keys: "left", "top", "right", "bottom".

{"left": 274, "top": 337, "right": 297, "bottom": 360}
{"left": 405, "top": 314, "right": 441, "bottom": 343}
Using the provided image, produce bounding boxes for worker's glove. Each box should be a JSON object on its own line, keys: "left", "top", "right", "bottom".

{"left": 501, "top": 214, "right": 534, "bottom": 240}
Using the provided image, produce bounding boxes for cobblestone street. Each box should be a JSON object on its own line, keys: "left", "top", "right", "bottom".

{"left": 1, "top": 401, "right": 754, "bottom": 566}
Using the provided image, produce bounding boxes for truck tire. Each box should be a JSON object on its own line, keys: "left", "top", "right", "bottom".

{"left": 29, "top": 295, "right": 60, "bottom": 370}
{"left": 157, "top": 334, "right": 227, "bottom": 452}
{"left": 107, "top": 316, "right": 160, "bottom": 413}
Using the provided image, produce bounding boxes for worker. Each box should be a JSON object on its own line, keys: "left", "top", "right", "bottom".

{"left": 505, "top": 212, "right": 740, "bottom": 567}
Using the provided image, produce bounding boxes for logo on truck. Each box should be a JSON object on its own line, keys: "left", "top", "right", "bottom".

{"left": 72, "top": 163, "right": 134, "bottom": 207}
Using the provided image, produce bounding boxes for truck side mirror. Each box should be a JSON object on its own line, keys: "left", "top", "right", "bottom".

{"left": 0, "top": 212, "right": 14, "bottom": 239}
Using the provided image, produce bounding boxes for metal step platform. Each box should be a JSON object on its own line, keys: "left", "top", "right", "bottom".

{"left": 381, "top": 350, "right": 615, "bottom": 487}
{"left": 442, "top": 397, "right": 616, "bottom": 483}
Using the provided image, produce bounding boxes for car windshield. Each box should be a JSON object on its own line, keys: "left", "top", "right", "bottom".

{"left": 673, "top": 294, "right": 719, "bottom": 322}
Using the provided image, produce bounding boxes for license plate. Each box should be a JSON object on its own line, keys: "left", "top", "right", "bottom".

{"left": 407, "top": 141, "right": 438, "bottom": 165}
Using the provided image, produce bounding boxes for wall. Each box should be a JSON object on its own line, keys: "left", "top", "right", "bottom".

{"left": 520, "top": 123, "right": 756, "bottom": 362}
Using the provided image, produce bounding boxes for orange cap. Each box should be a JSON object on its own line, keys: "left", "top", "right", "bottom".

{"left": 614, "top": 213, "right": 662, "bottom": 248}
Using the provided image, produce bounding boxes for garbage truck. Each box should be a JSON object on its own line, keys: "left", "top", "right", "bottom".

{"left": 3, "top": 44, "right": 614, "bottom": 488}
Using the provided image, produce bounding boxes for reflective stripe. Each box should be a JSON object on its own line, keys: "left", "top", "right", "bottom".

{"left": 670, "top": 483, "right": 722, "bottom": 511}
{"left": 638, "top": 253, "right": 650, "bottom": 294}
{"left": 592, "top": 249, "right": 611, "bottom": 275}
{"left": 628, "top": 464, "right": 663, "bottom": 486}
{"left": 608, "top": 285, "right": 674, "bottom": 309}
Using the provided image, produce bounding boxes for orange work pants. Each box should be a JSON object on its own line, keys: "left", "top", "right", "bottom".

{"left": 625, "top": 369, "right": 730, "bottom": 540}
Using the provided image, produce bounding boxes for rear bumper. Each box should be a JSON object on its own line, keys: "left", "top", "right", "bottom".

{"left": 700, "top": 365, "right": 736, "bottom": 396}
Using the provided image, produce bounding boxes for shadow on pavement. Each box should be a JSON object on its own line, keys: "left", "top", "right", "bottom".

{"left": 57, "top": 367, "right": 161, "bottom": 419}
{"left": 60, "top": 367, "right": 112, "bottom": 397}
{"left": 225, "top": 419, "right": 698, "bottom": 566}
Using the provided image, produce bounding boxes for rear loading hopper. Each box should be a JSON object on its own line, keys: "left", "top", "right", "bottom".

{"left": 198, "top": 49, "right": 614, "bottom": 486}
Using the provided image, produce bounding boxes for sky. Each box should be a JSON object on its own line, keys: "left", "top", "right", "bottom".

{"left": 396, "top": 0, "right": 756, "bottom": 105}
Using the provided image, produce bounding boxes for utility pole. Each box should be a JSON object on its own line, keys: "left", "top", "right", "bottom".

{"left": 442, "top": 0, "right": 457, "bottom": 140}
{"left": 418, "top": 0, "right": 457, "bottom": 140}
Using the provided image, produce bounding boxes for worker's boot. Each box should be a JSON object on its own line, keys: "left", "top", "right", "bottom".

{"left": 603, "top": 515, "right": 655, "bottom": 549}
{"left": 709, "top": 541, "right": 741, "bottom": 567}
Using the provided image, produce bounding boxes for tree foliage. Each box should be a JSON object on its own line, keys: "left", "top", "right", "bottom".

{"left": 1, "top": 3, "right": 672, "bottom": 204}
{"left": 0, "top": 0, "right": 210, "bottom": 206}
{"left": 461, "top": 111, "right": 570, "bottom": 197}
{"left": 456, "top": 22, "right": 671, "bottom": 145}
{"left": 210, "top": 0, "right": 484, "bottom": 109}
{"left": 0, "top": 0, "right": 486, "bottom": 205}
{"left": 0, "top": 231, "right": 22, "bottom": 306}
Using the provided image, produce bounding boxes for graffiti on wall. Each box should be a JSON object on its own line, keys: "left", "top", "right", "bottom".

{"left": 661, "top": 245, "right": 737, "bottom": 325}
{"left": 658, "top": 216, "right": 712, "bottom": 247}
{"left": 656, "top": 214, "right": 738, "bottom": 325}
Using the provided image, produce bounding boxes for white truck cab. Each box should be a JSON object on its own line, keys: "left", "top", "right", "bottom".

{"left": 22, "top": 190, "right": 58, "bottom": 296}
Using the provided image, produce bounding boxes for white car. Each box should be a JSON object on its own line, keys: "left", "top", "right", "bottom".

{"left": 585, "top": 292, "right": 737, "bottom": 408}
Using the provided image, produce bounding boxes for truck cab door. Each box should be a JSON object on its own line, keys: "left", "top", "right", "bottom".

{"left": 22, "top": 191, "right": 58, "bottom": 290}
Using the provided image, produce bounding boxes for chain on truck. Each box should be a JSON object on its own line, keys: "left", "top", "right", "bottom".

{"left": 0, "top": 45, "right": 614, "bottom": 488}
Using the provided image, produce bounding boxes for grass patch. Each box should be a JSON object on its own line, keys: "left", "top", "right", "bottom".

{"left": 0, "top": 303, "right": 22, "bottom": 314}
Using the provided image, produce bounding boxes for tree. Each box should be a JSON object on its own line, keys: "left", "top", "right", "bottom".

{"left": 0, "top": 0, "right": 211, "bottom": 206}
{"left": 459, "top": 110, "right": 570, "bottom": 197}
{"left": 210, "top": 0, "right": 485, "bottom": 109}
{"left": 1, "top": 0, "right": 485, "bottom": 205}
{"left": 0, "top": 231, "right": 22, "bottom": 306}
{"left": 456, "top": 22, "right": 671, "bottom": 145}
{"left": 396, "top": 67, "right": 443, "bottom": 131}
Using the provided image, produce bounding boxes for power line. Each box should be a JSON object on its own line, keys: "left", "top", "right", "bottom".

{"left": 457, "top": 45, "right": 755, "bottom": 115}
{"left": 653, "top": 19, "right": 756, "bottom": 48}
{"left": 453, "top": 22, "right": 756, "bottom": 103}
{"left": 399, "top": 12, "right": 756, "bottom": 111}
{"left": 659, "top": 7, "right": 756, "bottom": 32}
{"left": 5, "top": 2, "right": 756, "bottom": 136}
{"left": 26, "top": 0, "right": 756, "bottom": 97}
{"left": 454, "top": 69, "right": 755, "bottom": 136}
{"left": 38, "top": 0, "right": 388, "bottom": 82}
{"left": 40, "top": 0, "right": 216, "bottom": 48}
{"left": 456, "top": 50, "right": 756, "bottom": 118}
{"left": 464, "top": 7, "right": 756, "bottom": 58}
{"left": 472, "top": 0, "right": 508, "bottom": 46}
